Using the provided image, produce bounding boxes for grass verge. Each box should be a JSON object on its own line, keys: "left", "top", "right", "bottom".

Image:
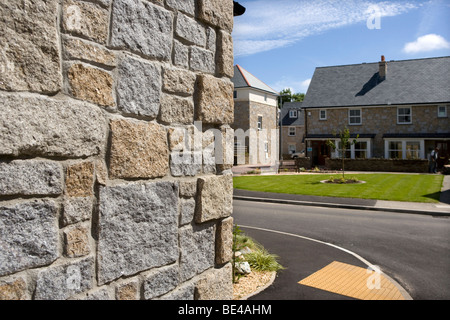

{"left": 233, "top": 173, "right": 444, "bottom": 203}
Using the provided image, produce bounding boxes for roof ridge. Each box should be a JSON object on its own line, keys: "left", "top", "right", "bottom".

{"left": 234, "top": 64, "right": 278, "bottom": 95}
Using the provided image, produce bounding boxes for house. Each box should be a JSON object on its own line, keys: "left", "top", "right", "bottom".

{"left": 302, "top": 56, "right": 450, "bottom": 169}
{"left": 279, "top": 101, "right": 305, "bottom": 158}
{"left": 231, "top": 65, "right": 279, "bottom": 165}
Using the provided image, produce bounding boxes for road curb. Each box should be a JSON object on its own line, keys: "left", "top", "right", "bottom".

{"left": 233, "top": 195, "right": 450, "bottom": 217}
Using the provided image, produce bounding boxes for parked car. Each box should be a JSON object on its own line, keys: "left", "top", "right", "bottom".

{"left": 290, "top": 150, "right": 305, "bottom": 159}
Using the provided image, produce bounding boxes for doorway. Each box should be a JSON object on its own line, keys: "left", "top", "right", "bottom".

{"left": 312, "top": 141, "right": 330, "bottom": 166}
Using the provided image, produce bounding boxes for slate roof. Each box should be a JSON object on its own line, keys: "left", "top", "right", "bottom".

{"left": 302, "top": 56, "right": 450, "bottom": 108}
{"left": 232, "top": 65, "right": 279, "bottom": 95}
{"left": 280, "top": 101, "right": 304, "bottom": 126}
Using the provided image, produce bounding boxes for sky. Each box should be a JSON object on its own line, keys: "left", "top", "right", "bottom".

{"left": 232, "top": 0, "right": 450, "bottom": 95}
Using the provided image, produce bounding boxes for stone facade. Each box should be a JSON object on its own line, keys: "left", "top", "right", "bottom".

{"left": 306, "top": 105, "right": 450, "bottom": 160}
{"left": 0, "top": 0, "right": 234, "bottom": 300}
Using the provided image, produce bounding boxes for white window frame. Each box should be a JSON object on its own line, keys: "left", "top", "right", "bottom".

{"left": 288, "top": 127, "right": 296, "bottom": 136}
{"left": 289, "top": 110, "right": 298, "bottom": 118}
{"left": 438, "top": 105, "right": 447, "bottom": 118}
{"left": 257, "top": 115, "right": 263, "bottom": 130}
{"left": 384, "top": 139, "right": 425, "bottom": 159}
{"left": 331, "top": 138, "right": 372, "bottom": 159}
{"left": 397, "top": 107, "right": 412, "bottom": 124}
{"left": 319, "top": 109, "right": 327, "bottom": 120}
{"left": 348, "top": 108, "right": 362, "bottom": 125}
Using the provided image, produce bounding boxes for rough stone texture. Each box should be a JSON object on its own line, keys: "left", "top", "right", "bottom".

{"left": 206, "top": 27, "right": 216, "bottom": 51}
{"left": 65, "top": 162, "right": 94, "bottom": 197}
{"left": 67, "top": 63, "right": 114, "bottom": 107}
{"left": 170, "top": 152, "right": 202, "bottom": 177}
{"left": 179, "top": 223, "right": 215, "bottom": 282}
{"left": 195, "top": 175, "right": 233, "bottom": 223}
{"left": 0, "top": 200, "right": 59, "bottom": 276}
{"left": 198, "top": 0, "right": 234, "bottom": 33}
{"left": 163, "top": 68, "right": 196, "bottom": 96}
{"left": 195, "top": 263, "right": 233, "bottom": 300}
{"left": 158, "top": 281, "right": 195, "bottom": 300}
{"left": 166, "top": 0, "right": 195, "bottom": 16}
{"left": 110, "top": 0, "right": 173, "bottom": 60}
{"left": 109, "top": 119, "right": 169, "bottom": 179}
{"left": 179, "top": 179, "right": 197, "bottom": 197}
{"left": 190, "top": 47, "right": 215, "bottom": 73}
{"left": 34, "top": 256, "right": 94, "bottom": 300}
{"left": 215, "top": 217, "right": 234, "bottom": 265}
{"left": 217, "top": 30, "right": 234, "bottom": 78}
{"left": 160, "top": 94, "right": 194, "bottom": 125}
{"left": 0, "top": 93, "right": 107, "bottom": 158}
{"left": 116, "top": 280, "right": 139, "bottom": 300}
{"left": 62, "top": 36, "right": 116, "bottom": 67}
{"left": 196, "top": 74, "right": 234, "bottom": 124}
{"left": 117, "top": 56, "right": 161, "bottom": 118}
{"left": 0, "top": 0, "right": 61, "bottom": 93}
{"left": 180, "top": 198, "right": 196, "bottom": 225}
{"left": 143, "top": 264, "right": 179, "bottom": 299}
{"left": 0, "top": 160, "right": 63, "bottom": 196}
{"left": 64, "top": 224, "right": 91, "bottom": 258}
{"left": 62, "top": 0, "right": 109, "bottom": 44}
{"left": 82, "top": 288, "right": 112, "bottom": 300}
{"left": 62, "top": 197, "right": 92, "bottom": 226}
{"left": 176, "top": 14, "right": 206, "bottom": 47}
{"left": 0, "top": 276, "right": 28, "bottom": 300}
{"left": 97, "top": 181, "right": 179, "bottom": 284}
{"left": 173, "top": 40, "right": 189, "bottom": 68}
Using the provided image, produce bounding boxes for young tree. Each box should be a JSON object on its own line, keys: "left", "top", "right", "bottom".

{"left": 326, "top": 127, "right": 359, "bottom": 180}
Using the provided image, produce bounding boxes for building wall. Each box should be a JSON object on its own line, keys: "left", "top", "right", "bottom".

{"left": 306, "top": 104, "right": 449, "bottom": 158}
{"left": 281, "top": 126, "right": 305, "bottom": 156}
{"left": 0, "top": 0, "right": 235, "bottom": 300}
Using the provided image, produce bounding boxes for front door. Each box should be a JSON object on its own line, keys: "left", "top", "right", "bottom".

{"left": 436, "top": 141, "right": 449, "bottom": 169}
{"left": 312, "top": 141, "right": 330, "bottom": 166}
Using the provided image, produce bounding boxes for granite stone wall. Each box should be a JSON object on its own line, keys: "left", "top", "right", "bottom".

{"left": 0, "top": 0, "right": 235, "bottom": 300}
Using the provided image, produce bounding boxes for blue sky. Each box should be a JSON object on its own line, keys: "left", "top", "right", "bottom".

{"left": 232, "top": 0, "right": 450, "bottom": 94}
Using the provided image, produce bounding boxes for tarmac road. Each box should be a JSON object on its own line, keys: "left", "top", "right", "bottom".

{"left": 232, "top": 199, "right": 450, "bottom": 300}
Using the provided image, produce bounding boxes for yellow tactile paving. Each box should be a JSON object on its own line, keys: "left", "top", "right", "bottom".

{"left": 298, "top": 261, "right": 405, "bottom": 300}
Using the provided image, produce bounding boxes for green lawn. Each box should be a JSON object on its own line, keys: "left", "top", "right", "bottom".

{"left": 233, "top": 174, "right": 444, "bottom": 203}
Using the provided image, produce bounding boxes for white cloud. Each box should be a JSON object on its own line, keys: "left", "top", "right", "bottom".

{"left": 402, "top": 34, "right": 450, "bottom": 54}
{"left": 233, "top": 0, "right": 419, "bottom": 57}
{"left": 269, "top": 78, "right": 312, "bottom": 94}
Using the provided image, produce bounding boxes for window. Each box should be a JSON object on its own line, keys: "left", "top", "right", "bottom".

{"left": 264, "top": 94, "right": 267, "bottom": 102}
{"left": 438, "top": 105, "right": 447, "bottom": 118}
{"left": 288, "top": 144, "right": 296, "bottom": 154}
{"left": 233, "top": 90, "right": 237, "bottom": 99}
{"left": 397, "top": 107, "right": 412, "bottom": 124}
{"left": 289, "top": 110, "right": 298, "bottom": 118}
{"left": 257, "top": 116, "right": 262, "bottom": 130}
{"left": 388, "top": 141, "right": 403, "bottom": 158}
{"left": 336, "top": 141, "right": 351, "bottom": 159}
{"left": 288, "top": 127, "right": 296, "bottom": 136}
{"left": 349, "top": 109, "right": 362, "bottom": 125}
{"left": 354, "top": 141, "right": 367, "bottom": 158}
{"left": 319, "top": 109, "right": 327, "bottom": 120}
{"left": 406, "top": 141, "right": 420, "bottom": 159}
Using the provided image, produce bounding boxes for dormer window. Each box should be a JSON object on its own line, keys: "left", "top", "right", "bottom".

{"left": 289, "top": 110, "right": 298, "bottom": 118}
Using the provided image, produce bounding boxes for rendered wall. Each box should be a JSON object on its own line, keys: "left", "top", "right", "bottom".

{"left": 0, "top": 0, "right": 235, "bottom": 300}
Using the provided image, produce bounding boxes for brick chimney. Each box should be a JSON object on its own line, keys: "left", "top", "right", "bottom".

{"left": 379, "top": 55, "right": 387, "bottom": 79}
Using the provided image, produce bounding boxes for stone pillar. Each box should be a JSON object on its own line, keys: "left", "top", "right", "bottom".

{"left": 0, "top": 0, "right": 235, "bottom": 300}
